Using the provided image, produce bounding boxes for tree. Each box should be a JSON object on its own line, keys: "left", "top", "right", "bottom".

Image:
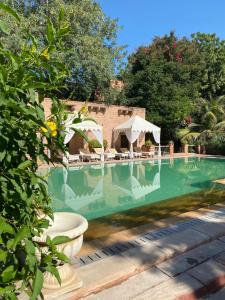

{"left": 177, "top": 96, "right": 225, "bottom": 145}
{"left": 122, "top": 32, "right": 202, "bottom": 141}
{"left": 192, "top": 33, "right": 225, "bottom": 100}
{"left": 1, "top": 0, "right": 125, "bottom": 102}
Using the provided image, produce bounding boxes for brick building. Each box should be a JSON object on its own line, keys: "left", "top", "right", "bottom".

{"left": 43, "top": 98, "right": 146, "bottom": 154}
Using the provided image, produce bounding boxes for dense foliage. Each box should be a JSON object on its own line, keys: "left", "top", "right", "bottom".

{"left": 0, "top": 4, "right": 77, "bottom": 299}
{"left": 88, "top": 139, "right": 108, "bottom": 150}
{"left": 177, "top": 96, "right": 225, "bottom": 146}
{"left": 121, "top": 32, "right": 225, "bottom": 142}
{"left": 1, "top": 0, "right": 124, "bottom": 102}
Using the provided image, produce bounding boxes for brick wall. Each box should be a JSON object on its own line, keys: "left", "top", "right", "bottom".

{"left": 43, "top": 98, "right": 146, "bottom": 153}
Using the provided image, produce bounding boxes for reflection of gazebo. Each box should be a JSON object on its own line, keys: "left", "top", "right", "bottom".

{"left": 50, "top": 167, "right": 104, "bottom": 212}
{"left": 63, "top": 177, "right": 103, "bottom": 211}
{"left": 112, "top": 162, "right": 160, "bottom": 200}
{"left": 116, "top": 174, "right": 160, "bottom": 199}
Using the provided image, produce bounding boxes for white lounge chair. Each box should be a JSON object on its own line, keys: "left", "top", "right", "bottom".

{"left": 68, "top": 154, "right": 80, "bottom": 162}
{"left": 64, "top": 152, "right": 80, "bottom": 163}
{"left": 133, "top": 147, "right": 143, "bottom": 158}
{"left": 141, "top": 151, "right": 154, "bottom": 158}
{"left": 93, "top": 148, "right": 115, "bottom": 160}
{"left": 120, "top": 148, "right": 133, "bottom": 158}
{"left": 79, "top": 149, "right": 100, "bottom": 161}
{"left": 109, "top": 148, "right": 128, "bottom": 159}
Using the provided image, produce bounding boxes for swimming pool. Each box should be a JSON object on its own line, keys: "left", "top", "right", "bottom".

{"left": 48, "top": 157, "right": 225, "bottom": 238}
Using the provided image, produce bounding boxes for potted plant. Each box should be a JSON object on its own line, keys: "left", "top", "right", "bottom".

{"left": 145, "top": 139, "right": 153, "bottom": 151}
{"left": 34, "top": 212, "right": 88, "bottom": 295}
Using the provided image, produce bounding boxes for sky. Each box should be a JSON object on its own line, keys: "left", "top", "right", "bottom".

{"left": 98, "top": 0, "right": 225, "bottom": 56}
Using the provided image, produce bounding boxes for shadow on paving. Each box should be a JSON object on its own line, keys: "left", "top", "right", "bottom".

{"left": 80, "top": 211, "right": 225, "bottom": 300}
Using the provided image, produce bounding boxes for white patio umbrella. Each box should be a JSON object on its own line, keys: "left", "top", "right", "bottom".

{"left": 64, "top": 117, "right": 104, "bottom": 162}
{"left": 113, "top": 115, "right": 161, "bottom": 158}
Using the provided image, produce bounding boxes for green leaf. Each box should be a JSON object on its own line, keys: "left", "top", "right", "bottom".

{"left": 56, "top": 252, "right": 69, "bottom": 263}
{"left": 0, "top": 20, "right": 10, "bottom": 35}
{"left": 31, "top": 269, "right": 43, "bottom": 300}
{"left": 12, "top": 226, "right": 29, "bottom": 249}
{"left": 45, "top": 265, "right": 61, "bottom": 285}
{"left": 58, "top": 6, "right": 65, "bottom": 23}
{"left": 0, "top": 249, "right": 7, "bottom": 263}
{"left": 0, "top": 3, "right": 20, "bottom": 22}
{"left": 47, "top": 19, "right": 55, "bottom": 43}
{"left": 51, "top": 235, "right": 71, "bottom": 245}
{"left": 72, "top": 128, "right": 89, "bottom": 143}
{"left": 0, "top": 217, "right": 15, "bottom": 234}
{"left": 58, "top": 26, "right": 70, "bottom": 37}
{"left": 1, "top": 265, "right": 16, "bottom": 283}
{"left": 18, "top": 160, "right": 32, "bottom": 170}
{"left": 0, "top": 150, "right": 6, "bottom": 161}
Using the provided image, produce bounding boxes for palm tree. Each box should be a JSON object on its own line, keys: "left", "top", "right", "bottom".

{"left": 177, "top": 96, "right": 225, "bottom": 145}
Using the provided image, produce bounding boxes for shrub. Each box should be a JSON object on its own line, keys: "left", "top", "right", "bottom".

{"left": 145, "top": 140, "right": 153, "bottom": 146}
{"left": 0, "top": 4, "right": 76, "bottom": 299}
{"left": 89, "top": 139, "right": 108, "bottom": 149}
{"left": 205, "top": 141, "right": 225, "bottom": 155}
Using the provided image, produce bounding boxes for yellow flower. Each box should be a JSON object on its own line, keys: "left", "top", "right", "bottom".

{"left": 41, "top": 48, "right": 50, "bottom": 60}
{"left": 51, "top": 130, "right": 57, "bottom": 137}
{"left": 80, "top": 105, "right": 88, "bottom": 115}
{"left": 41, "top": 121, "right": 57, "bottom": 137}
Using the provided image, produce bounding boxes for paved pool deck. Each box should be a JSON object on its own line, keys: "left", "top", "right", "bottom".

{"left": 43, "top": 203, "right": 225, "bottom": 300}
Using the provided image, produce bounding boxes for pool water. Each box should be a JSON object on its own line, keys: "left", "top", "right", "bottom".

{"left": 48, "top": 157, "right": 225, "bottom": 239}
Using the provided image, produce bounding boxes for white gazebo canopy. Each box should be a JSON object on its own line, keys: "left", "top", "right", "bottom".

{"left": 64, "top": 115, "right": 104, "bottom": 161}
{"left": 113, "top": 115, "right": 161, "bottom": 158}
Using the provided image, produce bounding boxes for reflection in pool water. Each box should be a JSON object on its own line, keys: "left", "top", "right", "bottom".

{"left": 48, "top": 157, "right": 225, "bottom": 229}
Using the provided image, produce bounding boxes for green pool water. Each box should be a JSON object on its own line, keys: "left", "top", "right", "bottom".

{"left": 48, "top": 157, "right": 225, "bottom": 225}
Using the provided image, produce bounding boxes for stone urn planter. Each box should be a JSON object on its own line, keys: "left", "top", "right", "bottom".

{"left": 35, "top": 212, "right": 88, "bottom": 297}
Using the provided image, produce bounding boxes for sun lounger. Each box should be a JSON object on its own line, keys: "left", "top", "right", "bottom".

{"left": 68, "top": 154, "right": 80, "bottom": 162}
{"left": 79, "top": 149, "right": 100, "bottom": 161}
{"left": 93, "top": 148, "right": 115, "bottom": 160}
{"left": 120, "top": 148, "right": 130, "bottom": 155}
{"left": 109, "top": 148, "right": 128, "bottom": 159}
{"left": 63, "top": 152, "right": 80, "bottom": 163}
{"left": 133, "top": 147, "right": 142, "bottom": 158}
{"left": 141, "top": 151, "right": 154, "bottom": 158}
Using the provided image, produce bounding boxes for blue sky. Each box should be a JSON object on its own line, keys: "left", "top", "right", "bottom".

{"left": 98, "top": 0, "right": 225, "bottom": 56}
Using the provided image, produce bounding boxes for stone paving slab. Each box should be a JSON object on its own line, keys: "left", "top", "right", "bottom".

{"left": 84, "top": 267, "right": 169, "bottom": 300}
{"left": 205, "top": 286, "right": 225, "bottom": 299}
{"left": 68, "top": 255, "right": 136, "bottom": 300}
{"left": 157, "top": 240, "right": 225, "bottom": 277}
{"left": 187, "top": 260, "right": 225, "bottom": 286}
{"left": 200, "top": 208, "right": 225, "bottom": 223}
{"left": 214, "top": 250, "right": 225, "bottom": 266}
{"left": 218, "top": 235, "right": 225, "bottom": 244}
{"left": 119, "top": 242, "right": 170, "bottom": 271}
{"left": 152, "top": 228, "right": 209, "bottom": 256}
{"left": 192, "top": 222, "right": 225, "bottom": 239}
{"left": 132, "top": 273, "right": 204, "bottom": 300}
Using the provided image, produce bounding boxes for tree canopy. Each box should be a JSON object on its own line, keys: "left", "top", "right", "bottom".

{"left": 121, "top": 32, "right": 225, "bottom": 142}
{"left": 1, "top": 0, "right": 125, "bottom": 101}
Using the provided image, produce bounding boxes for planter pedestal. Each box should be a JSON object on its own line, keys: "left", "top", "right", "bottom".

{"left": 35, "top": 212, "right": 88, "bottom": 298}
